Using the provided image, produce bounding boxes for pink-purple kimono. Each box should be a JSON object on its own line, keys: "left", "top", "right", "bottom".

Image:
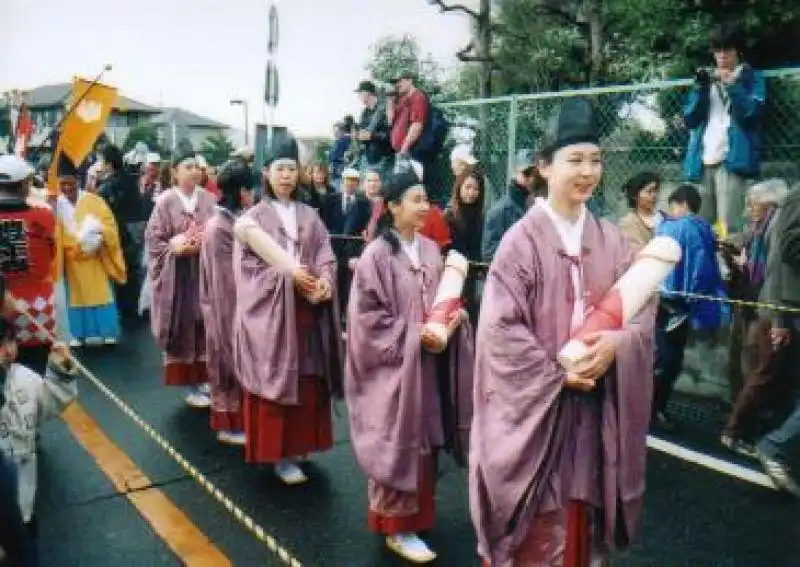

{"left": 145, "top": 188, "right": 216, "bottom": 386}
{"left": 232, "top": 200, "right": 343, "bottom": 463}
{"left": 469, "top": 206, "right": 656, "bottom": 566}
{"left": 199, "top": 206, "right": 243, "bottom": 431}
{"left": 345, "top": 235, "right": 474, "bottom": 534}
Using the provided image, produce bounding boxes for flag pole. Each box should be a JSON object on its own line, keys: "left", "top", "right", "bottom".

{"left": 34, "top": 64, "right": 113, "bottom": 152}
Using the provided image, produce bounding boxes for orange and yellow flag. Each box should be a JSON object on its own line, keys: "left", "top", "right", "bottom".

{"left": 47, "top": 78, "right": 117, "bottom": 195}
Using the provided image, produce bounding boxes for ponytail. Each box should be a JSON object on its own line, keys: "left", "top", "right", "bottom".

{"left": 375, "top": 209, "right": 400, "bottom": 254}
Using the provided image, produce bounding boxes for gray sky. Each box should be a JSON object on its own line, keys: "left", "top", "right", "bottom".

{"left": 0, "top": 0, "right": 471, "bottom": 138}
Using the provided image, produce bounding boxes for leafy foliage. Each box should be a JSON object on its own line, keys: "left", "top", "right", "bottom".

{"left": 123, "top": 123, "right": 161, "bottom": 153}
{"left": 200, "top": 131, "right": 235, "bottom": 166}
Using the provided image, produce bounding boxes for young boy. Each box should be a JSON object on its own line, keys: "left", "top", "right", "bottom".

{"left": 652, "top": 184, "right": 727, "bottom": 429}
{"left": 0, "top": 314, "right": 78, "bottom": 539}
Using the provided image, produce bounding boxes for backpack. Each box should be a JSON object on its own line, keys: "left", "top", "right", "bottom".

{"left": 414, "top": 97, "right": 449, "bottom": 157}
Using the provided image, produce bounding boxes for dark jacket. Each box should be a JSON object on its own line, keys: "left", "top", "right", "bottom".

{"left": 683, "top": 65, "right": 765, "bottom": 180}
{"left": 480, "top": 182, "right": 528, "bottom": 261}
{"left": 358, "top": 100, "right": 392, "bottom": 165}
{"left": 763, "top": 191, "right": 800, "bottom": 326}
{"left": 445, "top": 208, "right": 483, "bottom": 262}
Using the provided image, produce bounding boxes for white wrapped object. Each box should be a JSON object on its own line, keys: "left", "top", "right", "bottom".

{"left": 558, "top": 236, "right": 682, "bottom": 371}
{"left": 78, "top": 214, "right": 103, "bottom": 255}
{"left": 422, "top": 250, "right": 469, "bottom": 346}
{"left": 233, "top": 215, "right": 299, "bottom": 273}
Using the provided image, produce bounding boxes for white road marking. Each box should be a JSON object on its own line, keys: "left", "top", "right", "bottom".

{"left": 647, "top": 435, "right": 776, "bottom": 490}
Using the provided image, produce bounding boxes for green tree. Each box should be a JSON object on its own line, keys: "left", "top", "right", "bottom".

{"left": 123, "top": 123, "right": 161, "bottom": 153}
{"left": 365, "top": 34, "right": 451, "bottom": 100}
{"left": 314, "top": 139, "right": 332, "bottom": 164}
{"left": 200, "top": 131, "right": 235, "bottom": 166}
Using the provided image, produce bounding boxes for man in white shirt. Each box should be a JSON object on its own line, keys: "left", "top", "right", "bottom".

{"left": 683, "top": 24, "right": 765, "bottom": 237}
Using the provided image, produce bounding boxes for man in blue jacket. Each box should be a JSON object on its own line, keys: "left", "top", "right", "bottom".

{"left": 683, "top": 24, "right": 765, "bottom": 236}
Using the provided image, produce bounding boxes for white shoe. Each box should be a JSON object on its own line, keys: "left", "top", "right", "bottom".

{"left": 274, "top": 461, "right": 308, "bottom": 485}
{"left": 217, "top": 431, "right": 246, "bottom": 446}
{"left": 103, "top": 337, "right": 118, "bottom": 345}
{"left": 69, "top": 339, "right": 83, "bottom": 348}
{"left": 386, "top": 533, "right": 437, "bottom": 564}
{"left": 84, "top": 337, "right": 104, "bottom": 347}
{"left": 198, "top": 383, "right": 211, "bottom": 395}
{"left": 184, "top": 392, "right": 211, "bottom": 409}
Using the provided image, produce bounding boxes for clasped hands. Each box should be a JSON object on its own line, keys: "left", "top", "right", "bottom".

{"left": 171, "top": 225, "right": 204, "bottom": 256}
{"left": 563, "top": 331, "right": 617, "bottom": 393}
{"left": 292, "top": 266, "right": 332, "bottom": 304}
{"left": 420, "top": 309, "right": 468, "bottom": 354}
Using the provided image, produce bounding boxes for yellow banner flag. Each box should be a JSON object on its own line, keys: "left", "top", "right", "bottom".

{"left": 59, "top": 78, "right": 117, "bottom": 165}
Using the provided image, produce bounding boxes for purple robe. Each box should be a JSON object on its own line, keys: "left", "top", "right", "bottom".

{"left": 469, "top": 206, "right": 655, "bottom": 566}
{"left": 199, "top": 207, "right": 241, "bottom": 415}
{"left": 345, "top": 235, "right": 474, "bottom": 494}
{"left": 232, "top": 199, "right": 343, "bottom": 403}
{"left": 145, "top": 188, "right": 216, "bottom": 359}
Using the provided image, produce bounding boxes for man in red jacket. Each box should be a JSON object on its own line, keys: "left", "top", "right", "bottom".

{"left": 0, "top": 155, "right": 56, "bottom": 374}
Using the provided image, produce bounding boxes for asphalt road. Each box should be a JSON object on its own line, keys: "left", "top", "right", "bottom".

{"left": 33, "top": 322, "right": 800, "bottom": 567}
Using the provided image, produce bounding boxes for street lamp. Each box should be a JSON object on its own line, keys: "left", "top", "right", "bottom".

{"left": 230, "top": 99, "right": 249, "bottom": 145}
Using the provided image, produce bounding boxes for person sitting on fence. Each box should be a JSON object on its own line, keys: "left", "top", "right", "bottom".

{"left": 617, "top": 171, "right": 665, "bottom": 255}
{"left": 653, "top": 184, "right": 728, "bottom": 431}
{"left": 683, "top": 23, "right": 765, "bottom": 238}
{"left": 480, "top": 149, "right": 539, "bottom": 261}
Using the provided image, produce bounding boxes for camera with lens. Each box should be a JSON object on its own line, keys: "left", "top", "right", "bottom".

{"left": 695, "top": 67, "right": 713, "bottom": 87}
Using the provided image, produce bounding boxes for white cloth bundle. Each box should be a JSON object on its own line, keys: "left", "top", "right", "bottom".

{"left": 78, "top": 214, "right": 103, "bottom": 255}
{"left": 422, "top": 250, "right": 469, "bottom": 346}
{"left": 557, "top": 236, "right": 682, "bottom": 371}
{"left": 233, "top": 215, "right": 299, "bottom": 273}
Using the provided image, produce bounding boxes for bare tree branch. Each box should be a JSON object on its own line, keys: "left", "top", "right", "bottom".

{"left": 427, "top": 0, "right": 480, "bottom": 20}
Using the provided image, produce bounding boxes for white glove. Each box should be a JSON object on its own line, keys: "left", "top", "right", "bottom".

{"left": 78, "top": 215, "right": 103, "bottom": 255}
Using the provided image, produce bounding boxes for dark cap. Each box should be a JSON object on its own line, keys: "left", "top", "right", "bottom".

{"left": 265, "top": 136, "right": 299, "bottom": 167}
{"left": 382, "top": 170, "right": 422, "bottom": 203}
{"left": 390, "top": 71, "right": 415, "bottom": 83}
{"left": 57, "top": 153, "right": 78, "bottom": 179}
{"left": 170, "top": 147, "right": 197, "bottom": 168}
{"left": 709, "top": 23, "right": 744, "bottom": 51}
{"left": 355, "top": 80, "right": 377, "bottom": 94}
{"left": 540, "top": 98, "right": 600, "bottom": 155}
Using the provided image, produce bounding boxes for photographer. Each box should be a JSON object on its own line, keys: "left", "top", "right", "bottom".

{"left": 683, "top": 24, "right": 765, "bottom": 236}
{"left": 354, "top": 80, "right": 392, "bottom": 179}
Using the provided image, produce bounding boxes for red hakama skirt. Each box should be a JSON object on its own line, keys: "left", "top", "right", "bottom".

{"left": 165, "top": 358, "right": 208, "bottom": 386}
{"left": 482, "top": 501, "right": 595, "bottom": 567}
{"left": 367, "top": 453, "right": 436, "bottom": 535}
{"left": 242, "top": 298, "right": 333, "bottom": 463}
{"left": 210, "top": 399, "right": 244, "bottom": 431}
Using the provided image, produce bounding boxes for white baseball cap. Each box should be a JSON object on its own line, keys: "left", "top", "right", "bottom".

{"left": 450, "top": 145, "right": 477, "bottom": 165}
{"left": 0, "top": 155, "right": 35, "bottom": 184}
{"left": 342, "top": 167, "right": 360, "bottom": 179}
{"left": 145, "top": 152, "right": 162, "bottom": 165}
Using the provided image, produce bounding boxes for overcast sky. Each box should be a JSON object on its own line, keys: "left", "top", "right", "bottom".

{"left": 0, "top": 0, "right": 472, "bottom": 139}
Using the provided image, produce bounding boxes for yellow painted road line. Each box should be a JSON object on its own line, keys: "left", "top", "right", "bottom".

{"left": 61, "top": 403, "right": 232, "bottom": 567}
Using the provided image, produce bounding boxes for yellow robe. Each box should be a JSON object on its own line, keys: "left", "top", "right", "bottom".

{"left": 63, "top": 193, "right": 127, "bottom": 308}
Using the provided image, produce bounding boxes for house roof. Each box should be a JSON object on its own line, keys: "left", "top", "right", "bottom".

{"left": 151, "top": 107, "right": 230, "bottom": 129}
{"left": 2, "top": 83, "right": 159, "bottom": 113}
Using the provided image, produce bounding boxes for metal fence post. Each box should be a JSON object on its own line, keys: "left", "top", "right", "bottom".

{"left": 506, "top": 95, "right": 518, "bottom": 187}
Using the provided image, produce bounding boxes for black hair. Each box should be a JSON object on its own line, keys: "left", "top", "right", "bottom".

{"left": 668, "top": 184, "right": 702, "bottom": 214}
{"left": 216, "top": 160, "right": 252, "bottom": 212}
{"left": 622, "top": 171, "right": 661, "bottom": 209}
{"left": 376, "top": 170, "right": 424, "bottom": 254}
{"left": 709, "top": 23, "right": 743, "bottom": 52}
{"left": 101, "top": 144, "right": 124, "bottom": 173}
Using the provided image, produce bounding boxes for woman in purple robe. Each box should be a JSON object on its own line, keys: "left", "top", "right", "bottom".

{"left": 145, "top": 150, "right": 216, "bottom": 407}
{"left": 469, "top": 99, "right": 656, "bottom": 567}
{"left": 199, "top": 160, "right": 254, "bottom": 446}
{"left": 232, "top": 137, "right": 343, "bottom": 486}
{"left": 346, "top": 170, "right": 475, "bottom": 564}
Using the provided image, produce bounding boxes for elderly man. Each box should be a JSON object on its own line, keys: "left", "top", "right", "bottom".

{"left": 481, "top": 149, "right": 539, "bottom": 261}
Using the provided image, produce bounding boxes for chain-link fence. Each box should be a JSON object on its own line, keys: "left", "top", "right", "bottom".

{"left": 441, "top": 68, "right": 800, "bottom": 219}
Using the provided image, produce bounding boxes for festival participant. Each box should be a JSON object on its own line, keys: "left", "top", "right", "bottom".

{"left": 199, "top": 160, "right": 254, "bottom": 446}
{"left": 232, "top": 136, "right": 342, "bottom": 485}
{"left": 469, "top": 99, "right": 656, "bottom": 566}
{"left": 345, "top": 170, "right": 474, "bottom": 563}
{"left": 0, "top": 155, "right": 57, "bottom": 375}
{"left": 145, "top": 150, "right": 215, "bottom": 407}
{"left": 57, "top": 155, "right": 126, "bottom": 346}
